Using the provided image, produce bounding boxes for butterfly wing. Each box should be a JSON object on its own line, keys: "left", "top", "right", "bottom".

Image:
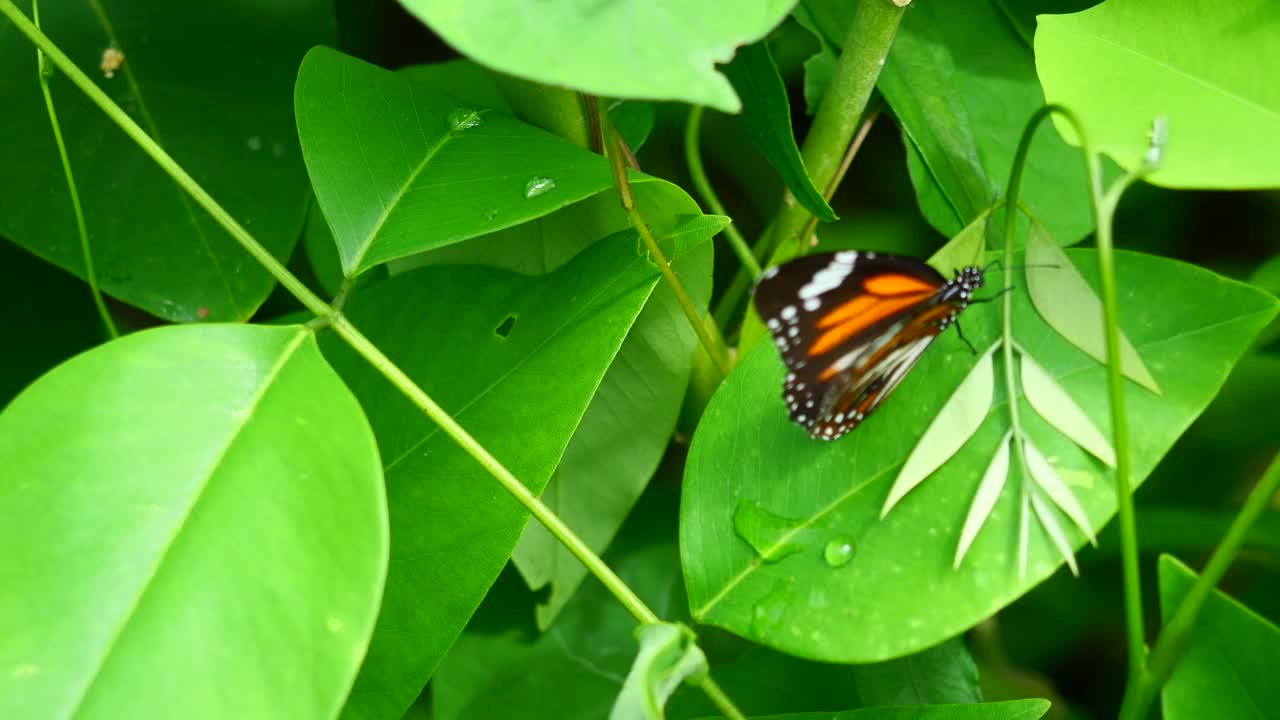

{"left": 753, "top": 251, "right": 960, "bottom": 440}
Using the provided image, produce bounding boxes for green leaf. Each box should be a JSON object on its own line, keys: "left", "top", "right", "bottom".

{"left": 791, "top": 6, "right": 837, "bottom": 116}
{"left": 0, "top": 0, "right": 330, "bottom": 321}
{"left": 693, "top": 700, "right": 1051, "bottom": 720}
{"left": 722, "top": 41, "right": 836, "bottom": 222}
{"left": 295, "top": 46, "right": 616, "bottom": 277}
{"left": 390, "top": 179, "right": 706, "bottom": 277}
{"left": 1019, "top": 352, "right": 1116, "bottom": 467}
{"left": 611, "top": 624, "right": 707, "bottom": 720}
{"left": 1159, "top": 555, "right": 1280, "bottom": 719}
{"left": 1025, "top": 223, "right": 1160, "bottom": 393}
{"left": 682, "top": 249, "right": 1277, "bottom": 662}
{"left": 884, "top": 347, "right": 996, "bottom": 517}
{"left": 0, "top": 324, "right": 388, "bottom": 719}
{"left": 956, "top": 432, "right": 1011, "bottom": 569}
{"left": 1027, "top": 488, "right": 1077, "bottom": 576}
{"left": 513, "top": 217, "right": 714, "bottom": 628}
{"left": 1037, "top": 0, "right": 1280, "bottom": 188}
{"left": 323, "top": 231, "right": 694, "bottom": 720}
{"left": 394, "top": 0, "right": 796, "bottom": 113}
{"left": 1022, "top": 436, "right": 1095, "bottom": 547}
{"left": 800, "top": 0, "right": 1093, "bottom": 244}
{"left": 434, "top": 487, "right": 986, "bottom": 720}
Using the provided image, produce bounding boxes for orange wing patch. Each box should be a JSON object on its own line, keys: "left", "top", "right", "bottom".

{"left": 808, "top": 291, "right": 931, "bottom": 357}
{"left": 863, "top": 273, "right": 939, "bottom": 296}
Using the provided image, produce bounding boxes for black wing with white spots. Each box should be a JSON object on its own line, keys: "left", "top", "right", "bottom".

{"left": 752, "top": 250, "right": 984, "bottom": 441}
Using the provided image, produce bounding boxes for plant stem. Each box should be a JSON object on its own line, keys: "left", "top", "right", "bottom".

{"left": 328, "top": 313, "right": 659, "bottom": 624}
{"left": 604, "top": 117, "right": 733, "bottom": 376}
{"left": 695, "top": 675, "right": 747, "bottom": 720}
{"left": 9, "top": 5, "right": 744, "bottom": 714}
{"left": 713, "top": 104, "right": 881, "bottom": 331}
{"left": 0, "top": 0, "right": 332, "bottom": 320}
{"left": 684, "top": 105, "right": 760, "bottom": 278}
{"left": 1119, "top": 450, "right": 1280, "bottom": 719}
{"left": 33, "top": 0, "right": 117, "bottom": 338}
{"left": 1000, "top": 108, "right": 1044, "bottom": 579}
{"left": 765, "top": 0, "right": 904, "bottom": 263}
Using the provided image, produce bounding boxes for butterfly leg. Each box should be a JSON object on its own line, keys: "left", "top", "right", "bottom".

{"left": 954, "top": 320, "right": 979, "bottom": 355}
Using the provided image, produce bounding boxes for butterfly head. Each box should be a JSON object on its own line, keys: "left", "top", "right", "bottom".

{"left": 951, "top": 266, "right": 984, "bottom": 306}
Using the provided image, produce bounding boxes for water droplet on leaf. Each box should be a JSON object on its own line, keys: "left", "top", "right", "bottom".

{"left": 524, "top": 176, "right": 555, "bottom": 198}
{"left": 823, "top": 537, "right": 855, "bottom": 567}
{"left": 733, "top": 500, "right": 807, "bottom": 563}
{"left": 750, "top": 583, "right": 790, "bottom": 637}
{"left": 446, "top": 108, "right": 484, "bottom": 132}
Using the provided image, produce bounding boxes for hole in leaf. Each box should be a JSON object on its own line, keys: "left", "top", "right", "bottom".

{"left": 495, "top": 315, "right": 517, "bottom": 338}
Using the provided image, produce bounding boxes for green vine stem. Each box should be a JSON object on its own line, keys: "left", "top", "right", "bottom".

{"left": 2, "top": 5, "right": 748, "bottom": 716}
{"left": 1003, "top": 102, "right": 1151, "bottom": 698}
{"left": 1122, "top": 450, "right": 1280, "bottom": 718}
{"left": 32, "top": 0, "right": 117, "bottom": 338}
{"left": 764, "top": 0, "right": 904, "bottom": 263}
{"left": 715, "top": 0, "right": 903, "bottom": 333}
{"left": 684, "top": 105, "right": 760, "bottom": 278}
{"left": 602, "top": 111, "right": 734, "bottom": 376}
{"left": 714, "top": 103, "right": 881, "bottom": 331}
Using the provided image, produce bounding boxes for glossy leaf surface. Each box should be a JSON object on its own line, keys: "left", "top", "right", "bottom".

{"left": 0, "top": 325, "right": 388, "bottom": 719}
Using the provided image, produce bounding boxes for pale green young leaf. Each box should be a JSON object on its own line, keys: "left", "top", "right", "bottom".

{"left": 1028, "top": 490, "right": 1078, "bottom": 577}
{"left": 927, "top": 210, "right": 990, "bottom": 278}
{"left": 611, "top": 624, "right": 707, "bottom": 720}
{"left": 1020, "top": 352, "right": 1116, "bottom": 467}
{"left": 1025, "top": 222, "right": 1160, "bottom": 392}
{"left": 1022, "top": 436, "right": 1095, "bottom": 546}
{"left": 883, "top": 347, "right": 995, "bottom": 517}
{"left": 955, "top": 431, "right": 1012, "bottom": 569}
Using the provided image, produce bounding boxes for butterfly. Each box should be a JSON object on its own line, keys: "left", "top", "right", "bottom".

{"left": 752, "top": 250, "right": 984, "bottom": 441}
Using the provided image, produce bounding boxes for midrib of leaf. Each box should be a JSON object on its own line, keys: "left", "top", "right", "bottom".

{"left": 86, "top": 0, "right": 242, "bottom": 318}
{"left": 694, "top": 302, "right": 1269, "bottom": 619}
{"left": 63, "top": 328, "right": 308, "bottom": 719}
{"left": 1053, "top": 22, "right": 1280, "bottom": 123}
{"left": 380, "top": 251, "right": 658, "bottom": 473}
{"left": 342, "top": 62, "right": 455, "bottom": 275}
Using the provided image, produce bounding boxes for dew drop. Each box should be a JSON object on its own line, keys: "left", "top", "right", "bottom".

{"left": 247, "top": 136, "right": 262, "bottom": 151}
{"left": 733, "top": 500, "right": 807, "bottom": 563}
{"left": 524, "top": 176, "right": 556, "bottom": 198}
{"left": 750, "top": 583, "right": 791, "bottom": 637}
{"left": 446, "top": 108, "right": 484, "bottom": 132}
{"left": 823, "top": 537, "right": 855, "bottom": 567}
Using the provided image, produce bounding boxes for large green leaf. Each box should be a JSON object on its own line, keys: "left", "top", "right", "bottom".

{"left": 434, "top": 486, "right": 987, "bottom": 720}
{"left": 297, "top": 49, "right": 671, "bottom": 282}
{"left": 682, "top": 250, "right": 1277, "bottom": 662}
{"left": 0, "top": 324, "right": 388, "bottom": 719}
{"left": 322, "top": 231, "right": 717, "bottom": 720}
{"left": 1037, "top": 0, "right": 1280, "bottom": 188}
{"left": 803, "top": 0, "right": 1093, "bottom": 244}
{"left": 395, "top": 0, "right": 795, "bottom": 113}
{"left": 0, "top": 0, "right": 329, "bottom": 321}
{"left": 513, "top": 234, "right": 714, "bottom": 628}
{"left": 1159, "top": 555, "right": 1280, "bottom": 719}
{"left": 295, "top": 47, "right": 617, "bottom": 278}
{"left": 721, "top": 41, "right": 835, "bottom": 223}
{"left": 694, "top": 702, "right": 1050, "bottom": 720}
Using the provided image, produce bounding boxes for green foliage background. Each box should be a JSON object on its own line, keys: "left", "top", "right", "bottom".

{"left": 1, "top": 0, "right": 1278, "bottom": 719}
